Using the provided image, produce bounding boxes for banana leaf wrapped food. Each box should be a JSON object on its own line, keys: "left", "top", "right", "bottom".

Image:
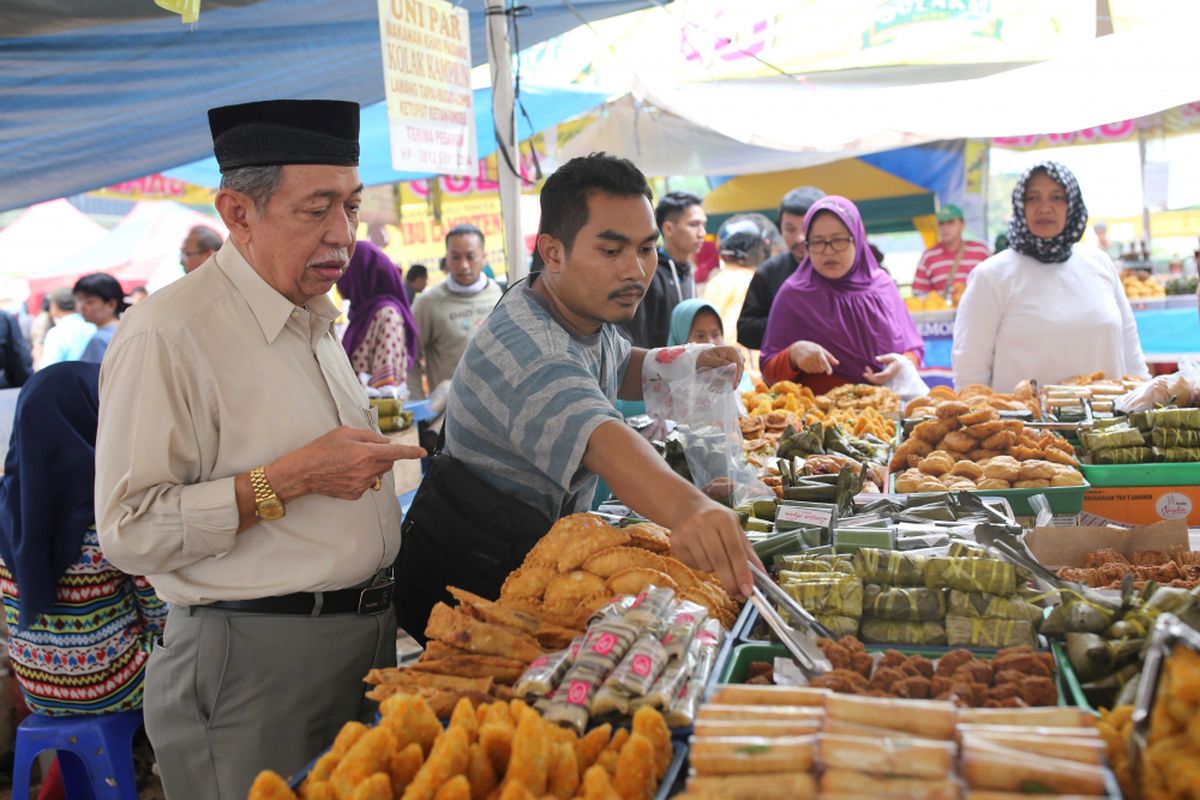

{"left": 863, "top": 584, "right": 947, "bottom": 622}
{"left": 1150, "top": 427, "right": 1200, "bottom": 448}
{"left": 1080, "top": 425, "right": 1144, "bottom": 452}
{"left": 945, "top": 615, "right": 1037, "bottom": 648}
{"left": 780, "top": 574, "right": 864, "bottom": 618}
{"left": 814, "top": 614, "right": 861, "bottom": 638}
{"left": 777, "top": 554, "right": 855, "bottom": 574}
{"left": 1127, "top": 411, "right": 1152, "bottom": 431}
{"left": 1091, "top": 446, "right": 1154, "bottom": 465}
{"left": 924, "top": 557, "right": 1017, "bottom": 596}
{"left": 853, "top": 548, "right": 928, "bottom": 587}
{"left": 860, "top": 619, "right": 947, "bottom": 646}
{"left": 1152, "top": 446, "right": 1200, "bottom": 463}
{"left": 1147, "top": 407, "right": 1200, "bottom": 430}
{"left": 947, "top": 541, "right": 991, "bottom": 559}
{"left": 947, "top": 590, "right": 1043, "bottom": 622}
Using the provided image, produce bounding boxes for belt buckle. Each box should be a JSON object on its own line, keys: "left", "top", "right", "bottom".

{"left": 357, "top": 580, "right": 394, "bottom": 615}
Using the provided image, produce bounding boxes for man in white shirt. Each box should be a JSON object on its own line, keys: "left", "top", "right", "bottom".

{"left": 37, "top": 287, "right": 95, "bottom": 368}
{"left": 95, "top": 99, "right": 423, "bottom": 799}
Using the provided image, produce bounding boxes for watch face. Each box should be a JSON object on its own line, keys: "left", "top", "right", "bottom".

{"left": 258, "top": 500, "right": 285, "bottom": 521}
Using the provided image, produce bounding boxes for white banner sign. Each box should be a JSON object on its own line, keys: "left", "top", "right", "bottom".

{"left": 377, "top": 0, "right": 476, "bottom": 176}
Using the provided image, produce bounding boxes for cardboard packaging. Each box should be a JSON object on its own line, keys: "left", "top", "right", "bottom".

{"left": 1023, "top": 519, "right": 1190, "bottom": 570}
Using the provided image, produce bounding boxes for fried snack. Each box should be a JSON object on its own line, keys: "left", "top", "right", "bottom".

{"left": 544, "top": 571, "right": 608, "bottom": 608}
{"left": 965, "top": 421, "right": 1003, "bottom": 439}
{"left": 961, "top": 739, "right": 1106, "bottom": 795}
{"left": 918, "top": 451, "right": 955, "bottom": 475}
{"left": 331, "top": 726, "right": 398, "bottom": 798}
{"left": 960, "top": 732, "right": 1105, "bottom": 765}
{"left": 606, "top": 568, "right": 679, "bottom": 597}
{"left": 366, "top": 667, "right": 494, "bottom": 696}
{"left": 936, "top": 401, "right": 970, "bottom": 418}
{"left": 626, "top": 522, "right": 672, "bottom": 554}
{"left": 613, "top": 733, "right": 658, "bottom": 800}
{"left": 421, "top": 640, "right": 473, "bottom": 660}
{"left": 913, "top": 419, "right": 954, "bottom": 444}
{"left": 940, "top": 431, "right": 977, "bottom": 453}
{"left": 410, "top": 655, "right": 528, "bottom": 684}
{"left": 580, "top": 765, "right": 622, "bottom": 800}
{"left": 819, "top": 733, "right": 955, "bottom": 779}
{"left": 949, "top": 460, "right": 984, "bottom": 480}
{"left": 1013, "top": 479, "right": 1050, "bottom": 489}
{"left": 685, "top": 773, "right": 816, "bottom": 800}
{"left": 973, "top": 478, "right": 1009, "bottom": 490}
{"left": 1043, "top": 447, "right": 1080, "bottom": 467}
{"left": 380, "top": 693, "right": 442, "bottom": 755}
{"left": 480, "top": 722, "right": 515, "bottom": 776}
{"left": 248, "top": 771, "right": 298, "bottom": 800}
{"left": 496, "top": 783, "right": 537, "bottom": 800}
{"left": 575, "top": 724, "right": 612, "bottom": 775}
{"left": 982, "top": 458, "right": 1019, "bottom": 482}
{"left": 505, "top": 711, "right": 551, "bottom": 796}
{"left": 1017, "top": 460, "right": 1056, "bottom": 480}
{"left": 307, "top": 752, "right": 339, "bottom": 783}
{"left": 632, "top": 706, "right": 672, "bottom": 779}
{"left": 425, "top": 603, "right": 544, "bottom": 663}
{"left": 825, "top": 694, "right": 956, "bottom": 739}
{"left": 461, "top": 743, "right": 497, "bottom": 800}
{"left": 402, "top": 725, "right": 471, "bottom": 800}
{"left": 429, "top": 775, "right": 468, "bottom": 800}
{"left": 299, "top": 782, "right": 336, "bottom": 800}
{"left": 500, "top": 563, "right": 557, "bottom": 601}
{"left": 582, "top": 547, "right": 669, "bottom": 578}
{"left": 331, "top": 721, "right": 369, "bottom": 757}
{"left": 387, "top": 743, "right": 425, "bottom": 796}
{"left": 449, "top": 587, "right": 541, "bottom": 635}
{"left": 1051, "top": 470, "right": 1085, "bottom": 487}
{"left": 958, "top": 407, "right": 999, "bottom": 425}
{"left": 820, "top": 769, "right": 959, "bottom": 799}
{"left": 708, "top": 685, "right": 831, "bottom": 707}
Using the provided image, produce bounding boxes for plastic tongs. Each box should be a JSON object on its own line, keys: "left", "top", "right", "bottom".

{"left": 750, "top": 564, "right": 833, "bottom": 676}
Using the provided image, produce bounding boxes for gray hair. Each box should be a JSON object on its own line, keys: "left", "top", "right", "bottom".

{"left": 190, "top": 225, "right": 224, "bottom": 252}
{"left": 219, "top": 165, "right": 284, "bottom": 213}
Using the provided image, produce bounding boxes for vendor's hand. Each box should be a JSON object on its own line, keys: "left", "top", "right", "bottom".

{"left": 268, "top": 426, "right": 425, "bottom": 501}
{"left": 862, "top": 355, "right": 904, "bottom": 386}
{"left": 696, "top": 345, "right": 745, "bottom": 389}
{"left": 788, "top": 341, "right": 839, "bottom": 375}
{"left": 668, "top": 498, "right": 762, "bottom": 599}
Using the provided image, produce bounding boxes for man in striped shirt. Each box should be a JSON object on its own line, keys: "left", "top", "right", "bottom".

{"left": 912, "top": 204, "right": 991, "bottom": 297}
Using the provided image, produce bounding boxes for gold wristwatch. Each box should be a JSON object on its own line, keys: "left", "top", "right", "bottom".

{"left": 250, "top": 466, "right": 285, "bottom": 520}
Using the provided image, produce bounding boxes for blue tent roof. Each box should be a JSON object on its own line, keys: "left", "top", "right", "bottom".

{"left": 165, "top": 83, "right": 609, "bottom": 188}
{"left": 0, "top": 0, "right": 657, "bottom": 212}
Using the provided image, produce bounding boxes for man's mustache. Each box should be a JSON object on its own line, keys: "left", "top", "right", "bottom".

{"left": 607, "top": 283, "right": 646, "bottom": 301}
{"left": 306, "top": 248, "right": 351, "bottom": 267}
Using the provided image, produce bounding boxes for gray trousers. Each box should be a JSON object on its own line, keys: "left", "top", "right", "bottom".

{"left": 145, "top": 604, "right": 397, "bottom": 800}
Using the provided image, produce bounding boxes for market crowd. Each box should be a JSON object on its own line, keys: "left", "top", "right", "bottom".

{"left": 0, "top": 97, "right": 1149, "bottom": 800}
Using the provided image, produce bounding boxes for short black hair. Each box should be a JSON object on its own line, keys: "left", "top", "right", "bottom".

{"left": 655, "top": 190, "right": 703, "bottom": 231}
{"left": 406, "top": 264, "right": 428, "bottom": 281}
{"left": 445, "top": 224, "right": 484, "bottom": 249}
{"left": 73, "top": 272, "right": 128, "bottom": 316}
{"left": 778, "top": 186, "right": 826, "bottom": 228}
{"left": 538, "top": 152, "right": 654, "bottom": 254}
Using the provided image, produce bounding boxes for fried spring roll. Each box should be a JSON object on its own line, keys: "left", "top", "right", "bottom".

{"left": 819, "top": 734, "right": 955, "bottom": 779}
{"left": 706, "top": 685, "right": 830, "bottom": 707}
{"left": 696, "top": 705, "right": 824, "bottom": 722}
{"left": 957, "top": 707, "right": 1095, "bottom": 729}
{"left": 960, "top": 732, "right": 1106, "bottom": 765}
{"left": 688, "top": 735, "right": 816, "bottom": 776}
{"left": 694, "top": 719, "right": 820, "bottom": 738}
{"left": 961, "top": 740, "right": 1107, "bottom": 795}
{"left": 825, "top": 694, "right": 957, "bottom": 740}
{"left": 820, "top": 769, "right": 961, "bottom": 800}
{"left": 684, "top": 773, "right": 816, "bottom": 800}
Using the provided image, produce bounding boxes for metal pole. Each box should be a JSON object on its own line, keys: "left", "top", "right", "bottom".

{"left": 485, "top": 0, "right": 526, "bottom": 282}
{"left": 1138, "top": 125, "right": 1152, "bottom": 251}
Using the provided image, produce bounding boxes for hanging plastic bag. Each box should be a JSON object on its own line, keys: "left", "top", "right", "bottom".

{"left": 643, "top": 346, "right": 773, "bottom": 507}
{"left": 1115, "top": 358, "right": 1200, "bottom": 414}
{"left": 872, "top": 353, "right": 930, "bottom": 403}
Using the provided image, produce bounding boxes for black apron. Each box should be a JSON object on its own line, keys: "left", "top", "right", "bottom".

{"left": 394, "top": 449, "right": 554, "bottom": 642}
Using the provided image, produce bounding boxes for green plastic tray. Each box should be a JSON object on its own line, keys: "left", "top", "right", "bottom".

{"left": 1080, "top": 460, "right": 1200, "bottom": 488}
{"left": 1051, "top": 639, "right": 1097, "bottom": 715}
{"left": 888, "top": 473, "right": 1087, "bottom": 516}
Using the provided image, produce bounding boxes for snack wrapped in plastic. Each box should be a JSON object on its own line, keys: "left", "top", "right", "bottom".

{"left": 1092, "top": 446, "right": 1154, "bottom": 464}
{"left": 605, "top": 634, "right": 668, "bottom": 697}
{"left": 853, "top": 548, "right": 928, "bottom": 587}
{"left": 947, "top": 590, "right": 1043, "bottom": 622}
{"left": 781, "top": 575, "right": 864, "bottom": 617}
{"left": 591, "top": 685, "right": 632, "bottom": 717}
{"left": 1153, "top": 446, "right": 1200, "bottom": 463}
{"left": 924, "top": 557, "right": 1016, "bottom": 596}
{"left": 641, "top": 654, "right": 693, "bottom": 709}
{"left": 692, "top": 618, "right": 725, "bottom": 685}
{"left": 777, "top": 553, "right": 855, "bottom": 574}
{"left": 815, "top": 614, "right": 861, "bottom": 638}
{"left": 1147, "top": 407, "right": 1200, "bottom": 430}
{"left": 576, "top": 619, "right": 640, "bottom": 673}
{"left": 863, "top": 584, "right": 947, "bottom": 622}
{"left": 945, "top": 615, "right": 1037, "bottom": 648}
{"left": 623, "top": 585, "right": 677, "bottom": 630}
{"left": 1150, "top": 427, "right": 1200, "bottom": 448}
{"left": 1081, "top": 426, "right": 1145, "bottom": 452}
{"left": 513, "top": 647, "right": 572, "bottom": 698}
{"left": 588, "top": 594, "right": 638, "bottom": 626}
{"left": 860, "top": 619, "right": 947, "bottom": 646}
{"left": 665, "top": 678, "right": 704, "bottom": 727}
{"left": 543, "top": 664, "right": 605, "bottom": 734}
{"left": 660, "top": 600, "right": 708, "bottom": 661}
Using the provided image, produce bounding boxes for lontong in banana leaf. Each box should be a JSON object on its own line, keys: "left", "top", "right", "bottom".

{"left": 945, "top": 615, "right": 1037, "bottom": 648}
{"left": 853, "top": 548, "right": 928, "bottom": 587}
{"left": 860, "top": 619, "right": 947, "bottom": 646}
{"left": 924, "top": 557, "right": 1017, "bottom": 596}
{"left": 1152, "top": 446, "right": 1200, "bottom": 463}
{"left": 863, "top": 584, "right": 947, "bottom": 622}
{"left": 1151, "top": 427, "right": 1200, "bottom": 448}
{"left": 1091, "top": 447, "right": 1154, "bottom": 465}
{"left": 1148, "top": 407, "right": 1200, "bottom": 430}
{"left": 947, "top": 589, "right": 1044, "bottom": 622}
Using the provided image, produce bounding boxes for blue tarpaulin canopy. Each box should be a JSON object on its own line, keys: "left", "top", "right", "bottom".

{"left": 0, "top": 0, "right": 656, "bottom": 212}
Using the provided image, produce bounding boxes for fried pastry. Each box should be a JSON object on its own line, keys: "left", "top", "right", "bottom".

{"left": 983, "top": 457, "right": 1020, "bottom": 482}
{"left": 982, "top": 430, "right": 1018, "bottom": 451}
{"left": 966, "top": 421, "right": 1003, "bottom": 439}
{"left": 941, "top": 431, "right": 977, "bottom": 453}
{"left": 500, "top": 564, "right": 557, "bottom": 601}
{"left": 918, "top": 451, "right": 955, "bottom": 476}
{"left": 544, "top": 571, "right": 608, "bottom": 607}
{"left": 976, "top": 478, "right": 1011, "bottom": 490}
{"left": 958, "top": 407, "right": 999, "bottom": 425}
{"left": 625, "top": 523, "right": 671, "bottom": 554}
{"left": 935, "top": 401, "right": 970, "bottom": 418}
{"left": 1014, "top": 479, "right": 1051, "bottom": 489}
{"left": 949, "top": 460, "right": 984, "bottom": 480}
{"left": 582, "top": 547, "right": 668, "bottom": 578}
{"left": 966, "top": 448, "right": 1002, "bottom": 462}
{"left": 1018, "top": 460, "right": 1056, "bottom": 481}
{"left": 606, "top": 568, "right": 679, "bottom": 597}
{"left": 555, "top": 520, "right": 632, "bottom": 572}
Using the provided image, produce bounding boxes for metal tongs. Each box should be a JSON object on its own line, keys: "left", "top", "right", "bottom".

{"left": 750, "top": 564, "right": 833, "bottom": 676}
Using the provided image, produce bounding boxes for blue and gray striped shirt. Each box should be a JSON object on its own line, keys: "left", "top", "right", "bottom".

{"left": 444, "top": 281, "right": 631, "bottom": 521}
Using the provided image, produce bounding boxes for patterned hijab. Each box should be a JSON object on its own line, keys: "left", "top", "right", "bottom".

{"left": 1007, "top": 160, "right": 1088, "bottom": 264}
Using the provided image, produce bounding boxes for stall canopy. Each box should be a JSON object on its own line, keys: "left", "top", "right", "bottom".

{"left": 0, "top": 200, "right": 107, "bottom": 277}
{"left": 0, "top": 0, "right": 660, "bottom": 212}
{"left": 26, "top": 201, "right": 228, "bottom": 305}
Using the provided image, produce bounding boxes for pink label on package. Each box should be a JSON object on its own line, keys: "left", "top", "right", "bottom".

{"left": 631, "top": 654, "right": 653, "bottom": 677}
{"left": 697, "top": 630, "right": 717, "bottom": 644}
{"left": 530, "top": 656, "right": 548, "bottom": 668}
{"left": 630, "top": 592, "right": 647, "bottom": 609}
{"left": 592, "top": 632, "right": 617, "bottom": 655}
{"left": 675, "top": 612, "right": 695, "bottom": 624}
{"left": 566, "top": 681, "right": 590, "bottom": 705}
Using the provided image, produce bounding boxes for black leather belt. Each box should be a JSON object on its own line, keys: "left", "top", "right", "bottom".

{"left": 204, "top": 571, "right": 394, "bottom": 617}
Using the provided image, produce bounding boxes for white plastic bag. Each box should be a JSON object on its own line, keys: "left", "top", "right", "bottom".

{"left": 875, "top": 353, "right": 930, "bottom": 403}
{"left": 1114, "top": 358, "right": 1200, "bottom": 413}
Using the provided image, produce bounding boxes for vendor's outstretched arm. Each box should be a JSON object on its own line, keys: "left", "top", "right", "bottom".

{"left": 583, "top": 419, "right": 760, "bottom": 597}
{"left": 618, "top": 347, "right": 648, "bottom": 401}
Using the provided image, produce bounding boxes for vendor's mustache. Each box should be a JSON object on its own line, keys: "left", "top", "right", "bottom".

{"left": 607, "top": 283, "right": 645, "bottom": 300}
{"left": 306, "top": 248, "right": 351, "bottom": 267}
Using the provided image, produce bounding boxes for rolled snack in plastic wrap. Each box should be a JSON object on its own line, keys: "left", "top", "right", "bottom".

{"left": 606, "top": 634, "right": 668, "bottom": 696}
{"left": 588, "top": 594, "right": 639, "bottom": 627}
{"left": 665, "top": 677, "right": 704, "bottom": 727}
{"left": 575, "top": 619, "right": 639, "bottom": 674}
{"left": 689, "top": 735, "right": 817, "bottom": 776}
{"left": 692, "top": 618, "right": 725, "bottom": 686}
{"left": 640, "top": 654, "right": 694, "bottom": 710}
{"left": 543, "top": 664, "right": 604, "bottom": 734}
{"left": 533, "top": 686, "right": 559, "bottom": 714}
{"left": 513, "top": 647, "right": 572, "bottom": 698}
{"left": 623, "top": 585, "right": 677, "bottom": 630}
{"left": 567, "top": 634, "right": 585, "bottom": 664}
{"left": 591, "top": 685, "right": 633, "bottom": 717}
{"left": 660, "top": 600, "right": 708, "bottom": 660}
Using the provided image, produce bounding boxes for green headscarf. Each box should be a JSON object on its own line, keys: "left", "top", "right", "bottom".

{"left": 669, "top": 298, "right": 723, "bottom": 346}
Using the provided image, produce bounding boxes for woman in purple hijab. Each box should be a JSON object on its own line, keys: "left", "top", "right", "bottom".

{"left": 338, "top": 241, "right": 420, "bottom": 389}
{"left": 760, "top": 196, "right": 923, "bottom": 392}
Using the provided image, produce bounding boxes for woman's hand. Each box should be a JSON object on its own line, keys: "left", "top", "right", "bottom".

{"left": 788, "top": 341, "right": 839, "bottom": 375}
{"left": 696, "top": 345, "right": 745, "bottom": 389}
{"left": 862, "top": 355, "right": 904, "bottom": 385}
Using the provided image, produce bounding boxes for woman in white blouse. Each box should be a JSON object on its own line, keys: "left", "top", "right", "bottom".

{"left": 952, "top": 161, "right": 1148, "bottom": 391}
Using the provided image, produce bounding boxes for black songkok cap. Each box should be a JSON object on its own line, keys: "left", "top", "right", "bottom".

{"left": 207, "top": 99, "right": 360, "bottom": 172}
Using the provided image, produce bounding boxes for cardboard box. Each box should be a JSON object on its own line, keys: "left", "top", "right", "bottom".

{"left": 1023, "top": 519, "right": 1190, "bottom": 570}
{"left": 1082, "top": 485, "right": 1200, "bottom": 527}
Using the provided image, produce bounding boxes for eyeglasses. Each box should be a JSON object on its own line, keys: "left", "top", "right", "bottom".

{"left": 180, "top": 249, "right": 206, "bottom": 258}
{"left": 806, "top": 236, "right": 854, "bottom": 254}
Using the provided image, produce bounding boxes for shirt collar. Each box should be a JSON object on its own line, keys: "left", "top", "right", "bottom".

{"left": 214, "top": 241, "right": 339, "bottom": 344}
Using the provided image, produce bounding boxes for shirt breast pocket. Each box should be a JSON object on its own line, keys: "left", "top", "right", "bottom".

{"left": 363, "top": 405, "right": 381, "bottom": 435}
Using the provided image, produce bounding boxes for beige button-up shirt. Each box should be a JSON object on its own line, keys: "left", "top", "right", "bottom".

{"left": 95, "top": 242, "right": 401, "bottom": 606}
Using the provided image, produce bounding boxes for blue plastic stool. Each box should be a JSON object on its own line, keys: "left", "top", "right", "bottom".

{"left": 12, "top": 709, "right": 143, "bottom": 800}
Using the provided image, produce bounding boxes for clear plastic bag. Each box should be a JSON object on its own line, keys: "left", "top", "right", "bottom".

{"left": 645, "top": 359, "right": 773, "bottom": 507}
{"left": 1115, "top": 357, "right": 1200, "bottom": 413}
{"left": 876, "top": 353, "right": 930, "bottom": 402}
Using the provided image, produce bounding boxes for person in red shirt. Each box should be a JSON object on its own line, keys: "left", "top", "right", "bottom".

{"left": 912, "top": 204, "right": 990, "bottom": 297}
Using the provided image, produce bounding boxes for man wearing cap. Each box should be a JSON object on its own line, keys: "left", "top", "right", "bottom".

{"left": 736, "top": 186, "right": 825, "bottom": 352}
{"left": 912, "top": 204, "right": 991, "bottom": 299}
{"left": 95, "top": 100, "right": 423, "bottom": 799}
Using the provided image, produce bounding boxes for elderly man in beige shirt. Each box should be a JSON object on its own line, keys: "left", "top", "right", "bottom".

{"left": 95, "top": 100, "right": 423, "bottom": 800}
